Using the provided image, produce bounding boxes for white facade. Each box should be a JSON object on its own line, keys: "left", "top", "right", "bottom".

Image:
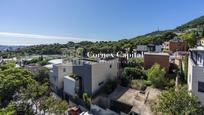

{"left": 136, "top": 45, "right": 147, "bottom": 52}
{"left": 64, "top": 76, "right": 76, "bottom": 96}
{"left": 49, "top": 63, "right": 73, "bottom": 93}
{"left": 188, "top": 46, "right": 204, "bottom": 105}
{"left": 155, "top": 45, "right": 162, "bottom": 52}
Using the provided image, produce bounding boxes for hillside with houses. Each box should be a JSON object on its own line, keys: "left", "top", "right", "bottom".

{"left": 1, "top": 16, "right": 204, "bottom": 115}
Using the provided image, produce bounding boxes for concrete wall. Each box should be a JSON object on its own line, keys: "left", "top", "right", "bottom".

{"left": 49, "top": 63, "right": 73, "bottom": 93}
{"left": 192, "top": 66, "right": 204, "bottom": 105}
{"left": 56, "top": 64, "right": 73, "bottom": 89}
{"left": 73, "top": 63, "right": 92, "bottom": 95}
{"left": 73, "top": 59, "right": 119, "bottom": 96}
{"left": 188, "top": 54, "right": 204, "bottom": 105}
{"left": 91, "top": 59, "right": 118, "bottom": 95}
{"left": 64, "top": 76, "right": 76, "bottom": 96}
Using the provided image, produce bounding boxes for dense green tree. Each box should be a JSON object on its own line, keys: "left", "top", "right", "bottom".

{"left": 24, "top": 56, "right": 49, "bottom": 66}
{"left": 128, "top": 58, "right": 144, "bottom": 69}
{"left": 0, "top": 102, "right": 16, "bottom": 115}
{"left": 122, "top": 67, "right": 146, "bottom": 80}
{"left": 39, "top": 96, "right": 68, "bottom": 115}
{"left": 39, "top": 96, "right": 52, "bottom": 115}
{"left": 21, "top": 81, "right": 48, "bottom": 113}
{"left": 0, "top": 61, "right": 33, "bottom": 107}
{"left": 147, "top": 63, "right": 166, "bottom": 89}
{"left": 52, "top": 100, "right": 69, "bottom": 115}
{"left": 0, "top": 61, "right": 16, "bottom": 70}
{"left": 154, "top": 86, "right": 203, "bottom": 115}
{"left": 33, "top": 67, "right": 49, "bottom": 84}
{"left": 161, "top": 31, "right": 177, "bottom": 41}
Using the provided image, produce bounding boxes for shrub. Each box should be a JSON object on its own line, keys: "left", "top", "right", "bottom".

{"left": 154, "top": 86, "right": 202, "bottom": 114}
{"left": 122, "top": 67, "right": 147, "bottom": 80}
{"left": 130, "top": 80, "right": 147, "bottom": 90}
{"left": 147, "top": 63, "right": 167, "bottom": 89}
{"left": 120, "top": 75, "right": 129, "bottom": 87}
{"left": 127, "top": 58, "right": 144, "bottom": 69}
{"left": 82, "top": 93, "right": 91, "bottom": 109}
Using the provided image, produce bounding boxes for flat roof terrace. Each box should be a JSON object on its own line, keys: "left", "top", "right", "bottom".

{"left": 109, "top": 86, "right": 161, "bottom": 115}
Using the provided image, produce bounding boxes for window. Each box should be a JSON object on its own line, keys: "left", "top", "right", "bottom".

{"left": 197, "top": 54, "right": 202, "bottom": 63}
{"left": 198, "top": 81, "right": 204, "bottom": 92}
{"left": 63, "top": 68, "right": 66, "bottom": 72}
{"left": 98, "top": 81, "right": 104, "bottom": 86}
{"left": 110, "top": 64, "right": 112, "bottom": 68}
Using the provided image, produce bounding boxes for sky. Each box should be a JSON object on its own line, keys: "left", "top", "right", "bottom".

{"left": 0, "top": 0, "right": 204, "bottom": 45}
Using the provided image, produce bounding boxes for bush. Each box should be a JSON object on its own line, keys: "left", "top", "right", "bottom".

{"left": 130, "top": 80, "right": 147, "bottom": 90}
{"left": 82, "top": 93, "right": 91, "bottom": 109}
{"left": 154, "top": 86, "right": 202, "bottom": 114}
{"left": 38, "top": 59, "right": 49, "bottom": 66}
{"left": 127, "top": 58, "right": 144, "bottom": 69}
{"left": 144, "top": 80, "right": 152, "bottom": 86}
{"left": 166, "top": 79, "right": 175, "bottom": 88}
{"left": 147, "top": 63, "right": 167, "bottom": 89}
{"left": 120, "top": 75, "right": 129, "bottom": 87}
{"left": 122, "top": 67, "right": 146, "bottom": 80}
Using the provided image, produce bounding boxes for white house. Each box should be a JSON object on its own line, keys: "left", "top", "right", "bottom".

{"left": 155, "top": 45, "right": 162, "bottom": 52}
{"left": 50, "top": 58, "right": 119, "bottom": 97}
{"left": 188, "top": 46, "right": 204, "bottom": 105}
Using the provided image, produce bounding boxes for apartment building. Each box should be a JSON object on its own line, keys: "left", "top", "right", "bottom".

{"left": 163, "top": 39, "right": 187, "bottom": 52}
{"left": 188, "top": 46, "right": 204, "bottom": 105}
{"left": 144, "top": 52, "right": 170, "bottom": 71}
